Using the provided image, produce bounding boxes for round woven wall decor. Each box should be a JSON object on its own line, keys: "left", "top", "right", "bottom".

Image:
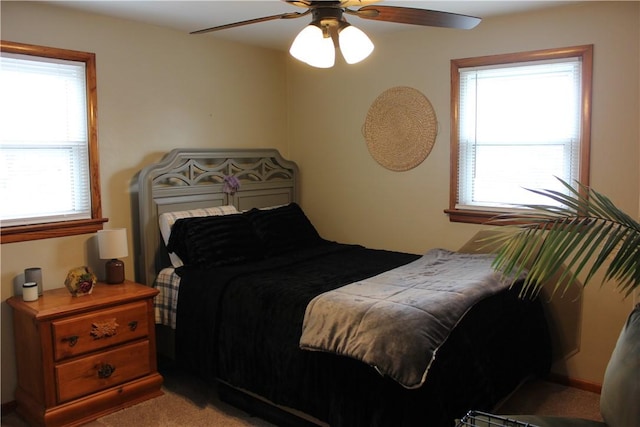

{"left": 363, "top": 86, "right": 437, "bottom": 171}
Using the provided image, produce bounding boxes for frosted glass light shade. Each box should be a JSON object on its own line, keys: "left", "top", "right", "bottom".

{"left": 97, "top": 228, "right": 128, "bottom": 259}
{"left": 289, "top": 25, "right": 320, "bottom": 62}
{"left": 289, "top": 25, "right": 335, "bottom": 68}
{"left": 339, "top": 25, "right": 374, "bottom": 64}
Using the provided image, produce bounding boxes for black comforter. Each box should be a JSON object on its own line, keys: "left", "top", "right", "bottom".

{"left": 175, "top": 242, "right": 551, "bottom": 427}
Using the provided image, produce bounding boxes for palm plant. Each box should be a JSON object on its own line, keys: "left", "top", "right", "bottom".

{"left": 486, "top": 178, "right": 640, "bottom": 299}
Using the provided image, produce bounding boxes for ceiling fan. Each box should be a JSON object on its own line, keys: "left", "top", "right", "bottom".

{"left": 191, "top": 1, "right": 481, "bottom": 68}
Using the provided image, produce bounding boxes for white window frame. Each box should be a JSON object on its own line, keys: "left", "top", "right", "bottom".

{"left": 447, "top": 45, "right": 593, "bottom": 224}
{"left": 0, "top": 41, "right": 105, "bottom": 243}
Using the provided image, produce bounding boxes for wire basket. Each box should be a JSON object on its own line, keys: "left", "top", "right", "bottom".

{"left": 457, "top": 411, "right": 540, "bottom": 427}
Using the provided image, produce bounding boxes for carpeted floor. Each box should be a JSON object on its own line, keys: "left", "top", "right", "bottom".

{"left": 496, "top": 380, "right": 602, "bottom": 422}
{"left": 2, "top": 366, "right": 602, "bottom": 427}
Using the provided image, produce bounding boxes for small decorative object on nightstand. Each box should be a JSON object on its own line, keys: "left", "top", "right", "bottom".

{"left": 22, "top": 282, "right": 38, "bottom": 302}
{"left": 6, "top": 281, "right": 163, "bottom": 426}
{"left": 64, "top": 266, "right": 97, "bottom": 297}
{"left": 24, "top": 267, "right": 43, "bottom": 296}
{"left": 97, "top": 228, "right": 129, "bottom": 284}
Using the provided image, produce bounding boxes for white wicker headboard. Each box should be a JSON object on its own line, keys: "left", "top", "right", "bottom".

{"left": 134, "top": 148, "right": 299, "bottom": 287}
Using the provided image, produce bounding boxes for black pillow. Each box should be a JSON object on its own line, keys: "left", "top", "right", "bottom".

{"left": 244, "top": 203, "right": 323, "bottom": 256}
{"left": 167, "top": 213, "right": 263, "bottom": 268}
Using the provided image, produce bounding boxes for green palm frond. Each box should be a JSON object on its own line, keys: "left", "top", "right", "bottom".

{"left": 486, "top": 178, "right": 640, "bottom": 299}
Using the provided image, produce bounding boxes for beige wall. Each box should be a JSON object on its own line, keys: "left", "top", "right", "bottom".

{"left": 1, "top": 0, "right": 638, "bottom": 405}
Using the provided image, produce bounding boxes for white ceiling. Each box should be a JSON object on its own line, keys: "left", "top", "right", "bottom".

{"left": 46, "top": 1, "right": 575, "bottom": 51}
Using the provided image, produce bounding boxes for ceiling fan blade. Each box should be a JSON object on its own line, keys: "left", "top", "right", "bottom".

{"left": 284, "top": 0, "right": 380, "bottom": 9}
{"left": 355, "top": 5, "right": 481, "bottom": 30}
{"left": 283, "top": 0, "right": 313, "bottom": 8}
{"left": 339, "top": 0, "right": 381, "bottom": 7}
{"left": 191, "top": 11, "right": 308, "bottom": 35}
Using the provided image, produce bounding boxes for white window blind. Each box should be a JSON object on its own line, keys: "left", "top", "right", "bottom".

{"left": 0, "top": 53, "right": 91, "bottom": 226}
{"left": 457, "top": 58, "right": 582, "bottom": 210}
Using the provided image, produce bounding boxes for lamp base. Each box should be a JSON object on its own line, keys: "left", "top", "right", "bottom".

{"left": 105, "top": 259, "right": 125, "bottom": 284}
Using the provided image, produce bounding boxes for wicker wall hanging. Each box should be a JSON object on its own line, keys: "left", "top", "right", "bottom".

{"left": 362, "top": 86, "right": 437, "bottom": 171}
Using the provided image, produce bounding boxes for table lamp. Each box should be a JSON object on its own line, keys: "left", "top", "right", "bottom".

{"left": 97, "top": 228, "right": 128, "bottom": 284}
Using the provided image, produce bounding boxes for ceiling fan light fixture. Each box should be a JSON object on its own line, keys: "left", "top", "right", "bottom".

{"left": 338, "top": 24, "right": 374, "bottom": 64}
{"left": 192, "top": 3, "right": 482, "bottom": 66}
{"left": 289, "top": 24, "right": 335, "bottom": 68}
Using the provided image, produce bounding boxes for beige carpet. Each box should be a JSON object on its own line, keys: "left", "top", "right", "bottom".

{"left": 496, "top": 380, "right": 603, "bottom": 422}
{"left": 92, "top": 367, "right": 276, "bottom": 427}
{"left": 2, "top": 367, "right": 602, "bottom": 427}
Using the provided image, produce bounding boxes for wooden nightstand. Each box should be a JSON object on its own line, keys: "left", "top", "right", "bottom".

{"left": 6, "top": 280, "right": 163, "bottom": 427}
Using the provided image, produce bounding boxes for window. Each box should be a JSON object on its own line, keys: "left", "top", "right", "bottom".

{"left": 447, "top": 45, "right": 593, "bottom": 224}
{"left": 1, "top": 41, "right": 106, "bottom": 243}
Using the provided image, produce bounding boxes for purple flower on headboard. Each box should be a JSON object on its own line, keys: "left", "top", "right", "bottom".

{"left": 223, "top": 175, "right": 241, "bottom": 195}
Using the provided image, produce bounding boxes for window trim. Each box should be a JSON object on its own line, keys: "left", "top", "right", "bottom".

{"left": 446, "top": 45, "right": 593, "bottom": 224}
{"left": 1, "top": 40, "right": 106, "bottom": 243}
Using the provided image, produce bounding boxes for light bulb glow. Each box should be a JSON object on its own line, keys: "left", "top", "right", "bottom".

{"left": 289, "top": 25, "right": 335, "bottom": 68}
{"left": 338, "top": 25, "right": 374, "bottom": 64}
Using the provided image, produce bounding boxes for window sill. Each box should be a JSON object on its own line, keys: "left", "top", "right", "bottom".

{"left": 1, "top": 218, "right": 108, "bottom": 244}
{"left": 444, "top": 209, "right": 503, "bottom": 225}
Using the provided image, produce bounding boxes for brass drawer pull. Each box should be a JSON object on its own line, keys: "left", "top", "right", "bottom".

{"left": 128, "top": 320, "right": 138, "bottom": 331}
{"left": 97, "top": 363, "right": 116, "bottom": 379}
{"left": 62, "top": 335, "right": 79, "bottom": 347}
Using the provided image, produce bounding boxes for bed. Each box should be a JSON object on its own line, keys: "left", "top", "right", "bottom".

{"left": 135, "top": 148, "right": 551, "bottom": 427}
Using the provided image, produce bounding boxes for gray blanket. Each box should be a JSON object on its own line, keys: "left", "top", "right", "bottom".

{"left": 299, "top": 248, "right": 517, "bottom": 389}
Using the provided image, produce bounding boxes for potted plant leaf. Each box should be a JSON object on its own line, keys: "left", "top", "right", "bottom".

{"left": 485, "top": 178, "right": 640, "bottom": 299}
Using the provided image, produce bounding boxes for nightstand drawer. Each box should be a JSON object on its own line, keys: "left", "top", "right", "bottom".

{"left": 52, "top": 301, "right": 150, "bottom": 361}
{"left": 55, "top": 340, "right": 151, "bottom": 403}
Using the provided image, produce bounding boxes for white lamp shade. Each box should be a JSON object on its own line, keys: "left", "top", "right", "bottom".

{"left": 289, "top": 25, "right": 335, "bottom": 68}
{"left": 97, "top": 228, "right": 129, "bottom": 259}
{"left": 339, "top": 25, "right": 374, "bottom": 64}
